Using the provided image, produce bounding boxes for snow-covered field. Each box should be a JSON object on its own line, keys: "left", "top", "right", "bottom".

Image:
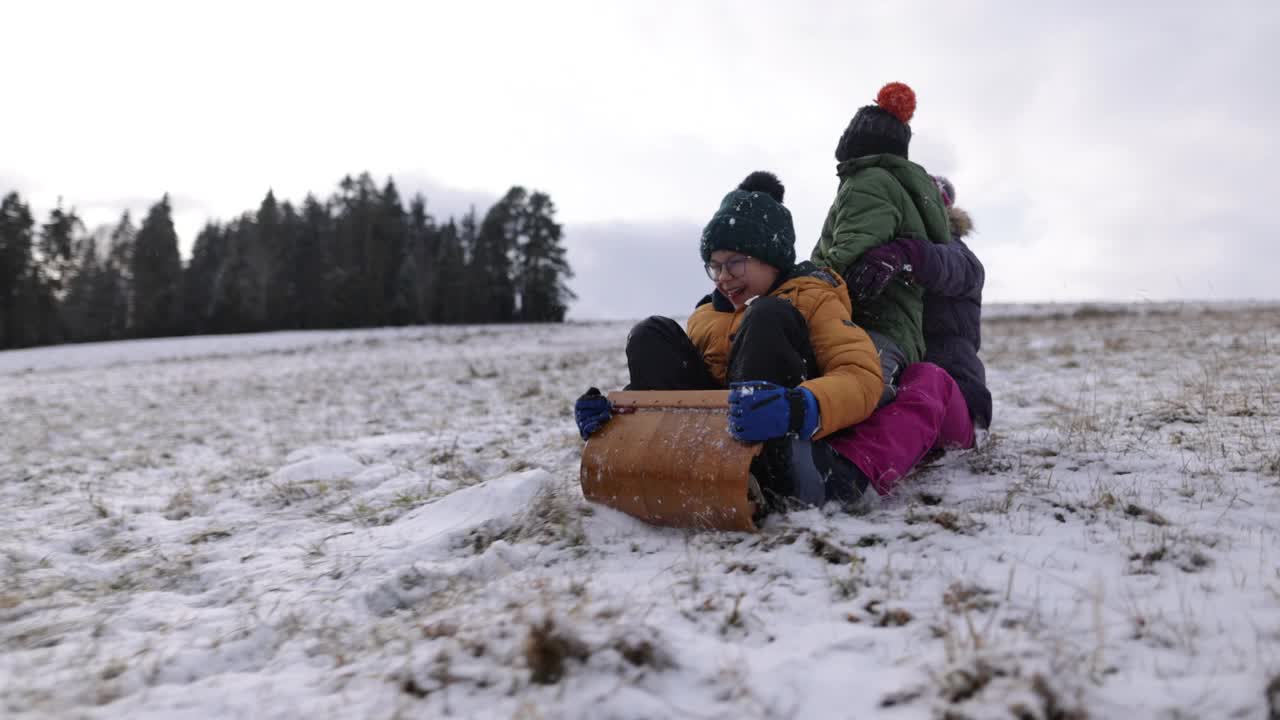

{"left": 3, "top": 303, "right": 1279, "bottom": 719}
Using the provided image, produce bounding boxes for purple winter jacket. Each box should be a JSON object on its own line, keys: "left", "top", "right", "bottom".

{"left": 909, "top": 206, "right": 992, "bottom": 428}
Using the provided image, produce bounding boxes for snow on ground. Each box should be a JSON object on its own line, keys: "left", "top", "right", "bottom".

{"left": 2, "top": 304, "right": 1279, "bottom": 719}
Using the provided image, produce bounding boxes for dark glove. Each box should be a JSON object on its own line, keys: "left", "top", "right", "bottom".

{"left": 889, "top": 237, "right": 929, "bottom": 276}
{"left": 574, "top": 387, "right": 612, "bottom": 440}
{"left": 727, "top": 381, "right": 820, "bottom": 443}
{"left": 845, "top": 241, "right": 913, "bottom": 303}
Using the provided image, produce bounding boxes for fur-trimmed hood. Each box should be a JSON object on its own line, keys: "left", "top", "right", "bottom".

{"left": 948, "top": 206, "right": 973, "bottom": 239}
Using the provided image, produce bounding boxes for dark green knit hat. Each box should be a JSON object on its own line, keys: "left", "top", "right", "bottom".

{"left": 699, "top": 171, "right": 796, "bottom": 271}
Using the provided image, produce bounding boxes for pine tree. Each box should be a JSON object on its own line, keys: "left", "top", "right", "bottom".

{"left": 516, "top": 191, "right": 575, "bottom": 322}
{"left": 182, "top": 222, "right": 226, "bottom": 334}
{"left": 106, "top": 211, "right": 138, "bottom": 337}
{"left": 61, "top": 233, "right": 100, "bottom": 341}
{"left": 131, "top": 195, "right": 184, "bottom": 337}
{"left": 36, "top": 201, "right": 83, "bottom": 299}
{"left": 407, "top": 194, "right": 438, "bottom": 323}
{"left": 209, "top": 217, "right": 258, "bottom": 333}
{"left": 457, "top": 208, "right": 482, "bottom": 323}
{"left": 253, "top": 190, "right": 282, "bottom": 329}
{"left": 331, "top": 173, "right": 380, "bottom": 327}
{"left": 15, "top": 201, "right": 85, "bottom": 345}
{"left": 473, "top": 188, "right": 524, "bottom": 322}
{"left": 63, "top": 225, "right": 124, "bottom": 342}
{"left": 433, "top": 219, "right": 466, "bottom": 324}
{"left": 389, "top": 248, "right": 420, "bottom": 326}
{"left": 297, "top": 194, "right": 335, "bottom": 329}
{"left": 0, "top": 192, "right": 36, "bottom": 347}
{"left": 12, "top": 268, "right": 60, "bottom": 346}
{"left": 272, "top": 200, "right": 303, "bottom": 329}
{"left": 376, "top": 179, "right": 410, "bottom": 325}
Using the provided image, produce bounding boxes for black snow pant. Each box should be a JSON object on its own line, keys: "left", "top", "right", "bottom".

{"left": 623, "top": 297, "right": 867, "bottom": 510}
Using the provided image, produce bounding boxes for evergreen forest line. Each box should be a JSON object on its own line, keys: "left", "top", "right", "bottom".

{"left": 0, "top": 172, "right": 576, "bottom": 350}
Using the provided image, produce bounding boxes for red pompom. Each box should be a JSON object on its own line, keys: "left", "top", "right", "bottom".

{"left": 875, "top": 82, "right": 916, "bottom": 124}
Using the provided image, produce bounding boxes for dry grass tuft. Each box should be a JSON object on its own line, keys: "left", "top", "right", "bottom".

{"left": 524, "top": 617, "right": 590, "bottom": 685}
{"left": 808, "top": 534, "right": 854, "bottom": 565}
{"left": 1263, "top": 454, "right": 1280, "bottom": 479}
{"left": 1122, "top": 503, "right": 1168, "bottom": 526}
{"left": 615, "top": 637, "right": 670, "bottom": 669}
{"left": 1024, "top": 673, "right": 1090, "bottom": 720}
{"left": 965, "top": 433, "right": 1014, "bottom": 475}
{"left": 924, "top": 655, "right": 1091, "bottom": 720}
{"left": 943, "top": 583, "right": 999, "bottom": 614}
{"left": 907, "top": 508, "right": 982, "bottom": 534}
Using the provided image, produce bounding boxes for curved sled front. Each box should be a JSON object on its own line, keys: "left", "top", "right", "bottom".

{"left": 579, "top": 391, "right": 762, "bottom": 532}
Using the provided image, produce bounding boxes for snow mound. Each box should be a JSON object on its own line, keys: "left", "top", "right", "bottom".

{"left": 370, "top": 469, "right": 557, "bottom": 559}
{"left": 358, "top": 470, "right": 557, "bottom": 614}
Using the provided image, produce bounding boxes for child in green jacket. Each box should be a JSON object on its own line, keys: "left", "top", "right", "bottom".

{"left": 810, "top": 82, "right": 951, "bottom": 403}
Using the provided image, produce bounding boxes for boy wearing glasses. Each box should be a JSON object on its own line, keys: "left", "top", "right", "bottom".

{"left": 577, "top": 171, "right": 883, "bottom": 508}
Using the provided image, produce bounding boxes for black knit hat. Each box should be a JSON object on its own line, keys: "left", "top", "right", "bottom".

{"left": 699, "top": 171, "right": 795, "bottom": 271}
{"left": 835, "top": 82, "right": 916, "bottom": 162}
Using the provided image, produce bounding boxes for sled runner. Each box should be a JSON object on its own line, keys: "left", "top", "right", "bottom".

{"left": 578, "top": 391, "right": 763, "bottom": 532}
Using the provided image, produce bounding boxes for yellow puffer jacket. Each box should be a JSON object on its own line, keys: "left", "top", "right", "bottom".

{"left": 686, "top": 263, "right": 882, "bottom": 439}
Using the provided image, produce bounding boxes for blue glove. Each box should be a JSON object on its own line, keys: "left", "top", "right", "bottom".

{"left": 574, "top": 387, "right": 612, "bottom": 440}
{"left": 727, "top": 381, "right": 820, "bottom": 442}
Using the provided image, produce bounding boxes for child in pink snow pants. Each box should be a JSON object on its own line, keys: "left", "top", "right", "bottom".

{"left": 826, "top": 174, "right": 990, "bottom": 501}
{"left": 826, "top": 362, "right": 974, "bottom": 497}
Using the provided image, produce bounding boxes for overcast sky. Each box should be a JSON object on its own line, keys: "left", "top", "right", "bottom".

{"left": 4, "top": 1, "right": 1278, "bottom": 319}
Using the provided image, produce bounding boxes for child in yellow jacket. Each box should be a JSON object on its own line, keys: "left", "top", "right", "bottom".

{"left": 576, "top": 172, "right": 883, "bottom": 507}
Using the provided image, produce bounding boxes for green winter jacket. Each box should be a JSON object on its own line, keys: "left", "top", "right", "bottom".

{"left": 810, "top": 154, "right": 951, "bottom": 364}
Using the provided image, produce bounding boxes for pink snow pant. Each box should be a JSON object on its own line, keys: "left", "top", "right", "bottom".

{"left": 825, "top": 362, "right": 974, "bottom": 497}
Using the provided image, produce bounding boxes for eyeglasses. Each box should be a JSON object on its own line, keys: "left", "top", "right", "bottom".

{"left": 705, "top": 255, "right": 751, "bottom": 281}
